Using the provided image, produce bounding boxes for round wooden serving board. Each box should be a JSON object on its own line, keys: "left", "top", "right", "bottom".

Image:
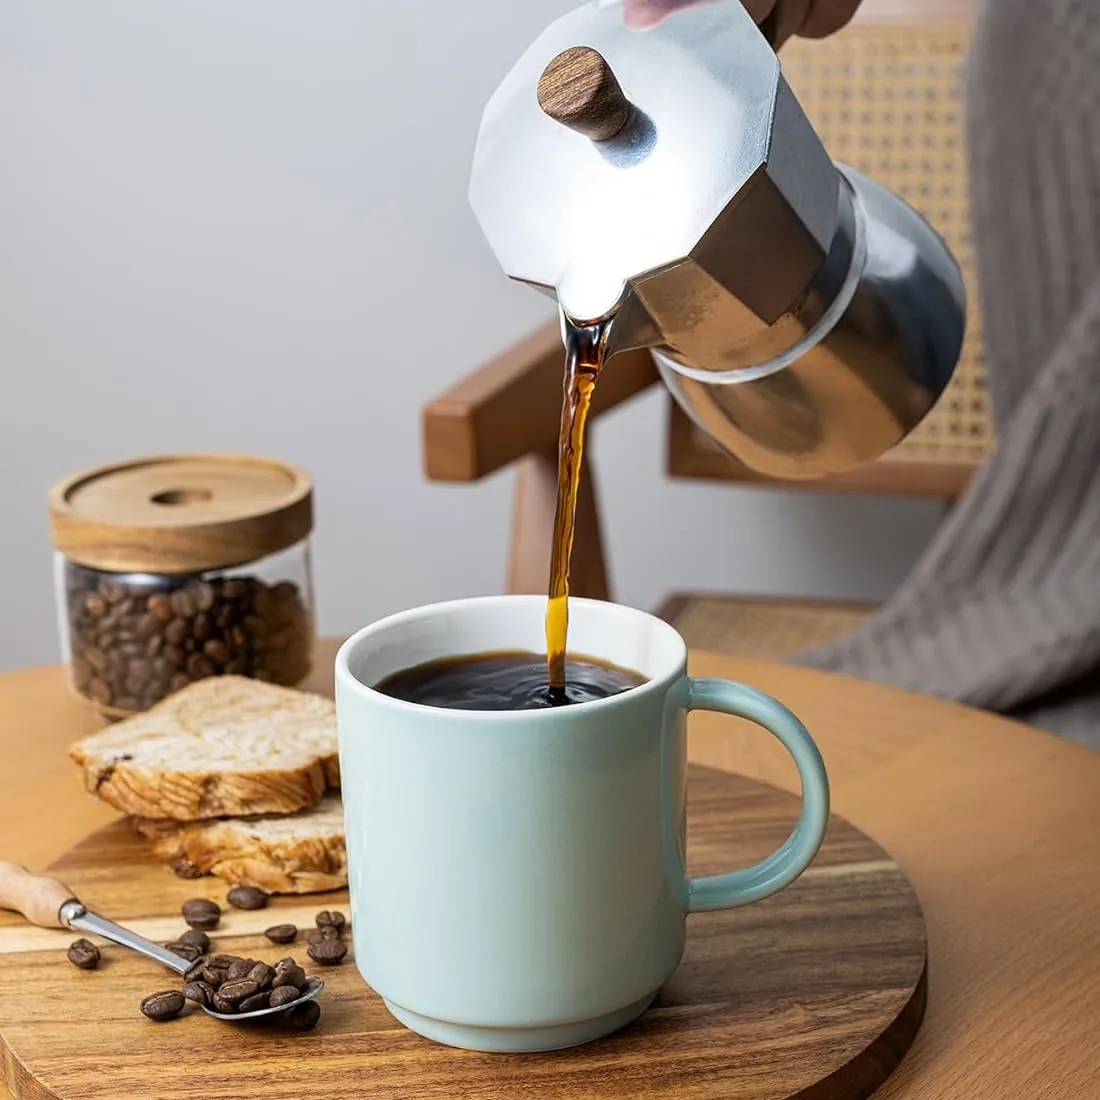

{"left": 0, "top": 767, "right": 926, "bottom": 1100}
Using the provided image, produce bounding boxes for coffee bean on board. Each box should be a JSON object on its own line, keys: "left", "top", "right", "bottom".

{"left": 165, "top": 942, "right": 203, "bottom": 963}
{"left": 170, "top": 854, "right": 205, "bottom": 880}
{"left": 314, "top": 910, "right": 346, "bottom": 933}
{"left": 67, "top": 938, "right": 100, "bottom": 970}
{"left": 178, "top": 928, "right": 211, "bottom": 952}
{"left": 247, "top": 962, "right": 275, "bottom": 990}
{"left": 307, "top": 938, "right": 347, "bottom": 966}
{"left": 226, "top": 885, "right": 268, "bottom": 910}
{"left": 307, "top": 927, "right": 338, "bottom": 946}
{"left": 287, "top": 1001, "right": 321, "bottom": 1032}
{"left": 181, "top": 898, "right": 220, "bottom": 930}
{"left": 264, "top": 923, "right": 298, "bottom": 944}
{"left": 140, "top": 990, "right": 185, "bottom": 1022}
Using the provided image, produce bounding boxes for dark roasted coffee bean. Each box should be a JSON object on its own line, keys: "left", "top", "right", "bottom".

{"left": 307, "top": 937, "right": 347, "bottom": 966}
{"left": 178, "top": 928, "right": 211, "bottom": 952}
{"left": 183, "top": 957, "right": 209, "bottom": 982}
{"left": 170, "top": 854, "right": 204, "bottom": 879}
{"left": 169, "top": 589, "right": 196, "bottom": 618}
{"left": 187, "top": 653, "right": 214, "bottom": 680}
{"left": 201, "top": 965, "right": 228, "bottom": 988}
{"left": 219, "top": 978, "right": 260, "bottom": 1004}
{"left": 192, "top": 611, "right": 211, "bottom": 640}
{"left": 239, "top": 991, "right": 271, "bottom": 1013}
{"left": 140, "top": 990, "right": 185, "bottom": 1021}
{"left": 225, "top": 959, "right": 254, "bottom": 980}
{"left": 147, "top": 593, "right": 172, "bottom": 622}
{"left": 268, "top": 984, "right": 300, "bottom": 1008}
{"left": 164, "top": 617, "right": 188, "bottom": 647}
{"left": 208, "top": 954, "right": 244, "bottom": 968}
{"left": 272, "top": 963, "right": 307, "bottom": 991}
{"left": 182, "top": 980, "right": 213, "bottom": 1007}
{"left": 85, "top": 593, "right": 107, "bottom": 618}
{"left": 211, "top": 992, "right": 238, "bottom": 1014}
{"left": 274, "top": 957, "right": 297, "bottom": 972}
{"left": 307, "top": 926, "right": 339, "bottom": 946}
{"left": 264, "top": 924, "right": 298, "bottom": 944}
{"left": 247, "top": 962, "right": 275, "bottom": 990}
{"left": 195, "top": 582, "right": 215, "bottom": 612}
{"left": 88, "top": 678, "right": 112, "bottom": 705}
{"left": 315, "top": 910, "right": 346, "bottom": 933}
{"left": 226, "top": 885, "right": 268, "bottom": 910}
{"left": 67, "top": 938, "right": 100, "bottom": 970}
{"left": 203, "top": 639, "right": 229, "bottom": 666}
{"left": 181, "top": 898, "right": 220, "bottom": 930}
{"left": 287, "top": 1000, "right": 321, "bottom": 1032}
{"left": 165, "top": 942, "right": 203, "bottom": 963}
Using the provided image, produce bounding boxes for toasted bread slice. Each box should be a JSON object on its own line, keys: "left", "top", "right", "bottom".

{"left": 69, "top": 676, "right": 339, "bottom": 821}
{"left": 134, "top": 795, "right": 347, "bottom": 894}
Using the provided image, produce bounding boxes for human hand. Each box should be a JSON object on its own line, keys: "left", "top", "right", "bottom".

{"left": 623, "top": 0, "right": 862, "bottom": 44}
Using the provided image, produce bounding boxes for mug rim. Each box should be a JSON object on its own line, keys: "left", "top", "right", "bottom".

{"left": 335, "top": 594, "right": 687, "bottom": 722}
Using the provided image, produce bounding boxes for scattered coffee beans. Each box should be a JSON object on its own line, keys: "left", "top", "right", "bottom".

{"left": 264, "top": 923, "right": 298, "bottom": 944}
{"left": 226, "top": 959, "right": 255, "bottom": 980}
{"left": 67, "top": 938, "right": 100, "bottom": 970}
{"left": 141, "top": 990, "right": 185, "bottom": 1022}
{"left": 181, "top": 898, "right": 220, "bottom": 930}
{"left": 287, "top": 1001, "right": 322, "bottom": 1032}
{"left": 178, "top": 928, "right": 211, "bottom": 952}
{"left": 227, "top": 885, "right": 268, "bottom": 910}
{"left": 165, "top": 941, "right": 204, "bottom": 963}
{"left": 307, "top": 926, "right": 339, "bottom": 946}
{"left": 307, "top": 938, "right": 347, "bottom": 966}
{"left": 63, "top": 565, "right": 312, "bottom": 715}
{"left": 315, "top": 910, "right": 346, "bottom": 933}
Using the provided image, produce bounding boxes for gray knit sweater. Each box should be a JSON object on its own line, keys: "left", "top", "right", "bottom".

{"left": 801, "top": 0, "right": 1100, "bottom": 749}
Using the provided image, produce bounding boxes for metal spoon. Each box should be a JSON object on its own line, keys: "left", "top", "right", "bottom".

{"left": 0, "top": 861, "right": 323, "bottom": 1021}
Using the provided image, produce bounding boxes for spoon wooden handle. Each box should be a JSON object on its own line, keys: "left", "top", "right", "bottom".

{"left": 0, "top": 861, "right": 78, "bottom": 928}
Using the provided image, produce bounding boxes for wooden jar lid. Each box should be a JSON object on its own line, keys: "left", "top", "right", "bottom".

{"left": 49, "top": 454, "right": 314, "bottom": 574}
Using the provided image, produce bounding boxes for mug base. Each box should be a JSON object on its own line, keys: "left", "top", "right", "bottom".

{"left": 383, "top": 990, "right": 658, "bottom": 1053}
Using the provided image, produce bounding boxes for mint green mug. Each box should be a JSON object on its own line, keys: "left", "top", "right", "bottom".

{"left": 336, "top": 596, "right": 829, "bottom": 1053}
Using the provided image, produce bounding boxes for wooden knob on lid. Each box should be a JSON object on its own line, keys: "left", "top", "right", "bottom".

{"left": 537, "top": 46, "right": 632, "bottom": 142}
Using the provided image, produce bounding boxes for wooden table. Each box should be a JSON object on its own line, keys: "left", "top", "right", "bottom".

{"left": 2, "top": 641, "right": 1098, "bottom": 1098}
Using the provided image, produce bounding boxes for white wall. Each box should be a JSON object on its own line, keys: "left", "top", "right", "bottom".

{"left": 0, "top": 0, "right": 941, "bottom": 673}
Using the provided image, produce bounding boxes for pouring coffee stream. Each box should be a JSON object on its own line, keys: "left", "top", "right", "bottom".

{"left": 473, "top": 0, "right": 967, "bottom": 691}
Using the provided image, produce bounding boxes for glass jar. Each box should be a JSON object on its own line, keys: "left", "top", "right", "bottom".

{"left": 49, "top": 454, "right": 315, "bottom": 718}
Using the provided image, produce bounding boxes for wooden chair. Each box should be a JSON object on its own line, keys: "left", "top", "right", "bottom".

{"left": 422, "top": 0, "right": 990, "bottom": 661}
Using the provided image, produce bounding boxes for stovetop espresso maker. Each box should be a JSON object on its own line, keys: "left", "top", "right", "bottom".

{"left": 468, "top": 0, "right": 966, "bottom": 479}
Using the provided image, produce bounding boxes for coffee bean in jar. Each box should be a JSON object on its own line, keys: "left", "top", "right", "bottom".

{"left": 49, "top": 455, "right": 316, "bottom": 718}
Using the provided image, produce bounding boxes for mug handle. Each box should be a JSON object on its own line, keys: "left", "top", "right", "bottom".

{"left": 682, "top": 678, "right": 830, "bottom": 913}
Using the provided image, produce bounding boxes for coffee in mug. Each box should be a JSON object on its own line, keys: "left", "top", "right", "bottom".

{"left": 375, "top": 651, "right": 644, "bottom": 710}
{"left": 336, "top": 595, "right": 830, "bottom": 1054}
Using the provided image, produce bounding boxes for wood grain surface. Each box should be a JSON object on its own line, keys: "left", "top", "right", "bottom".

{"left": 0, "top": 767, "right": 925, "bottom": 1100}
{"left": 48, "top": 454, "right": 314, "bottom": 574}
{"left": 1, "top": 641, "right": 1098, "bottom": 1098}
{"left": 537, "top": 46, "right": 632, "bottom": 141}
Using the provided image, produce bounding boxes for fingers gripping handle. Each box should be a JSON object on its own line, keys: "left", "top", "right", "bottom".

{"left": 684, "top": 679, "right": 829, "bottom": 913}
{"left": 0, "top": 861, "right": 79, "bottom": 928}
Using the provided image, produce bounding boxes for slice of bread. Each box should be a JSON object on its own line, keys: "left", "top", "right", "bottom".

{"left": 134, "top": 795, "right": 347, "bottom": 895}
{"left": 69, "top": 675, "right": 339, "bottom": 821}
